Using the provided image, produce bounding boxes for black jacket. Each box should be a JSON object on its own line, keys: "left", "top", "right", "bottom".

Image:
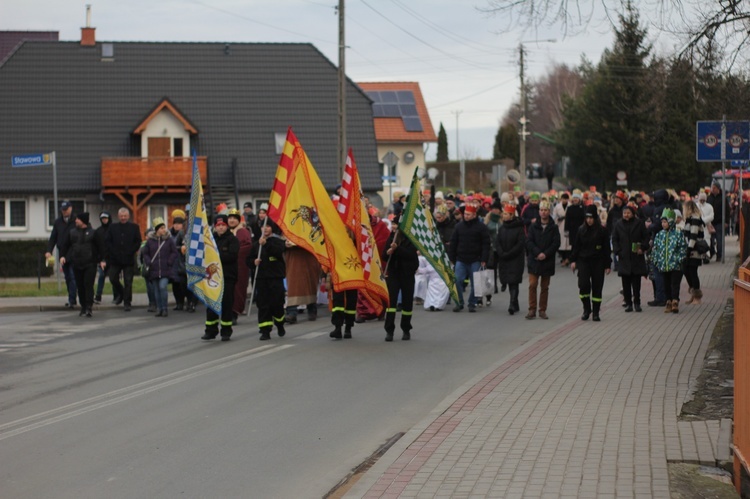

{"left": 213, "top": 229, "right": 240, "bottom": 283}
{"left": 255, "top": 235, "right": 285, "bottom": 280}
{"left": 570, "top": 222, "right": 612, "bottom": 266}
{"left": 606, "top": 204, "right": 623, "bottom": 236}
{"left": 64, "top": 224, "right": 104, "bottom": 269}
{"left": 448, "top": 218, "right": 490, "bottom": 264}
{"left": 384, "top": 231, "right": 419, "bottom": 276}
{"left": 708, "top": 190, "right": 730, "bottom": 225}
{"left": 611, "top": 217, "right": 649, "bottom": 276}
{"left": 94, "top": 221, "right": 110, "bottom": 264}
{"left": 564, "top": 204, "right": 585, "bottom": 237}
{"left": 526, "top": 218, "right": 561, "bottom": 276}
{"left": 105, "top": 221, "right": 142, "bottom": 266}
{"left": 47, "top": 213, "right": 76, "bottom": 254}
{"left": 436, "top": 217, "right": 456, "bottom": 248}
{"left": 496, "top": 218, "right": 526, "bottom": 284}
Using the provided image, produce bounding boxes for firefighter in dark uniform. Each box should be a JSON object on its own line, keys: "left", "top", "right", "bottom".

{"left": 383, "top": 222, "right": 419, "bottom": 341}
{"left": 570, "top": 204, "right": 612, "bottom": 321}
{"left": 329, "top": 288, "right": 358, "bottom": 339}
{"left": 201, "top": 214, "right": 239, "bottom": 341}
{"left": 254, "top": 222, "right": 286, "bottom": 341}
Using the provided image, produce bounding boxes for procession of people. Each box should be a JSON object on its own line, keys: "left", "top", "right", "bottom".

{"left": 46, "top": 177, "right": 734, "bottom": 342}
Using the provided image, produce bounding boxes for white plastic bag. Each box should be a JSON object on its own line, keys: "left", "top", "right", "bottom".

{"left": 473, "top": 268, "right": 494, "bottom": 297}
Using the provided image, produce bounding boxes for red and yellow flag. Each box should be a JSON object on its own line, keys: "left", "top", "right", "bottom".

{"left": 337, "top": 149, "right": 389, "bottom": 314}
{"left": 268, "top": 129, "right": 369, "bottom": 293}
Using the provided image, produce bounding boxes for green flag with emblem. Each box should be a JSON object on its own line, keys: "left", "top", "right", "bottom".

{"left": 398, "top": 168, "right": 460, "bottom": 305}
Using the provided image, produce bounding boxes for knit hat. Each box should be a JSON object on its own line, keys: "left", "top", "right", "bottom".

{"left": 697, "top": 192, "right": 707, "bottom": 201}
{"left": 171, "top": 209, "right": 186, "bottom": 224}
{"left": 572, "top": 192, "right": 582, "bottom": 200}
{"left": 214, "top": 214, "right": 228, "bottom": 226}
{"left": 152, "top": 216, "right": 166, "bottom": 230}
{"left": 661, "top": 208, "right": 675, "bottom": 222}
{"left": 259, "top": 203, "right": 269, "bottom": 212}
{"left": 435, "top": 191, "right": 444, "bottom": 199}
{"left": 77, "top": 212, "right": 90, "bottom": 225}
{"left": 584, "top": 205, "right": 598, "bottom": 218}
{"left": 243, "top": 201, "right": 253, "bottom": 209}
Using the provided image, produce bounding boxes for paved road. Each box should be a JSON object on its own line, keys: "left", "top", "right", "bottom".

{"left": 0, "top": 258, "right": 620, "bottom": 498}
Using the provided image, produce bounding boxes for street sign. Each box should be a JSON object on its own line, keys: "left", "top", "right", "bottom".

{"left": 11, "top": 153, "right": 54, "bottom": 167}
{"left": 381, "top": 151, "right": 399, "bottom": 169}
{"left": 696, "top": 121, "right": 750, "bottom": 162}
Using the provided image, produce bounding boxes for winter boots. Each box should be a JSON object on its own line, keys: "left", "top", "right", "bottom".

{"left": 686, "top": 289, "right": 703, "bottom": 305}
{"left": 664, "top": 300, "right": 680, "bottom": 313}
{"left": 592, "top": 300, "right": 601, "bottom": 322}
{"left": 581, "top": 296, "right": 591, "bottom": 321}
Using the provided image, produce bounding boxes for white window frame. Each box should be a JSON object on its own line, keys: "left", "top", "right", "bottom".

{"left": 147, "top": 205, "right": 168, "bottom": 228}
{"left": 0, "top": 199, "right": 28, "bottom": 232}
{"left": 46, "top": 199, "right": 86, "bottom": 231}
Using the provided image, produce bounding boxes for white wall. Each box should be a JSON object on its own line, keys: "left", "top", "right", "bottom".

{"left": 140, "top": 110, "right": 191, "bottom": 157}
{"left": 375, "top": 143, "right": 428, "bottom": 203}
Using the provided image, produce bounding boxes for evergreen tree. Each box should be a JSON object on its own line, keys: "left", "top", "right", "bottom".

{"left": 493, "top": 124, "right": 520, "bottom": 165}
{"left": 558, "top": 2, "right": 656, "bottom": 190}
{"left": 437, "top": 122, "right": 449, "bottom": 161}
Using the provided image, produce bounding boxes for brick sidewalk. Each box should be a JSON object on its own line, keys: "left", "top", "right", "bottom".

{"left": 348, "top": 242, "right": 738, "bottom": 498}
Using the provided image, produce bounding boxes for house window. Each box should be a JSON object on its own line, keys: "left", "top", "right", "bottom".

{"left": 0, "top": 199, "right": 27, "bottom": 230}
{"left": 275, "top": 133, "right": 286, "bottom": 155}
{"left": 148, "top": 205, "right": 167, "bottom": 227}
{"left": 47, "top": 199, "right": 85, "bottom": 229}
{"left": 174, "top": 138, "right": 184, "bottom": 157}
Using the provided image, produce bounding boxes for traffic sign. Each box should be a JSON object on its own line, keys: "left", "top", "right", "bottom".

{"left": 696, "top": 120, "right": 750, "bottom": 162}
{"left": 11, "top": 153, "right": 54, "bottom": 167}
{"left": 381, "top": 175, "right": 397, "bottom": 182}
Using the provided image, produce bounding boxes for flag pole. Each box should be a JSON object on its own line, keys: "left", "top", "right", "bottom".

{"left": 382, "top": 229, "right": 400, "bottom": 278}
{"left": 245, "top": 216, "right": 269, "bottom": 316}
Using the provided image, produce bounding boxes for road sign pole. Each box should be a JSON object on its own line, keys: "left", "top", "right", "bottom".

{"left": 52, "top": 151, "right": 61, "bottom": 292}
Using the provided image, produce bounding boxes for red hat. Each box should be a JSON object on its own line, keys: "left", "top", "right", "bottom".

{"left": 214, "top": 214, "right": 228, "bottom": 227}
{"left": 502, "top": 203, "right": 516, "bottom": 214}
{"left": 464, "top": 204, "right": 477, "bottom": 214}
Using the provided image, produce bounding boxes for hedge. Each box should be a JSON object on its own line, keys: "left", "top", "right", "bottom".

{"left": 0, "top": 240, "right": 53, "bottom": 277}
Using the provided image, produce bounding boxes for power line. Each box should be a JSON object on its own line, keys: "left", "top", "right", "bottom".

{"left": 431, "top": 76, "right": 518, "bottom": 108}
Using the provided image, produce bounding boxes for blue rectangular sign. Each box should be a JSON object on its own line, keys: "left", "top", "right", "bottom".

{"left": 696, "top": 121, "right": 750, "bottom": 162}
{"left": 11, "top": 153, "right": 53, "bottom": 167}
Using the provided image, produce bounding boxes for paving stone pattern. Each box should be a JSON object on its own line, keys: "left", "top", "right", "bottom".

{"left": 353, "top": 244, "right": 738, "bottom": 499}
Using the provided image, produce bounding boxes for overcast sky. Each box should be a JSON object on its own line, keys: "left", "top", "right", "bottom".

{"left": 2, "top": 0, "right": 684, "bottom": 160}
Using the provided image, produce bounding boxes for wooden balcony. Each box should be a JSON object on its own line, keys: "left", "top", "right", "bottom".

{"left": 101, "top": 156, "right": 208, "bottom": 191}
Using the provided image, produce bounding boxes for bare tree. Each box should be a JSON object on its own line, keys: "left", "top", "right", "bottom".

{"left": 481, "top": 0, "right": 750, "bottom": 66}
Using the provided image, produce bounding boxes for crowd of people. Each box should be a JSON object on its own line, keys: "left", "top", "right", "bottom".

{"left": 45, "top": 179, "right": 734, "bottom": 341}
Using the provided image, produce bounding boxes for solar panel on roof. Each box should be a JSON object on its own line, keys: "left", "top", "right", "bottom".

{"left": 367, "top": 90, "right": 423, "bottom": 133}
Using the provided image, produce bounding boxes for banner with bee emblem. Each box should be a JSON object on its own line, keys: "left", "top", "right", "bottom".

{"left": 268, "top": 128, "right": 365, "bottom": 292}
{"left": 186, "top": 152, "right": 223, "bottom": 315}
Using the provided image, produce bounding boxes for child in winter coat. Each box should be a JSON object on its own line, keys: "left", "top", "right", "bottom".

{"left": 651, "top": 208, "right": 687, "bottom": 313}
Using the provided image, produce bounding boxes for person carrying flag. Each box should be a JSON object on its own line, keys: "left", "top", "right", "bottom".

{"left": 383, "top": 218, "right": 419, "bottom": 341}
{"left": 254, "top": 222, "right": 287, "bottom": 341}
{"left": 201, "top": 214, "right": 239, "bottom": 341}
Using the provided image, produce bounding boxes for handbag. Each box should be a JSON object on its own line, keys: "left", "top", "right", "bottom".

{"left": 694, "top": 238, "right": 710, "bottom": 255}
{"left": 141, "top": 240, "right": 164, "bottom": 278}
{"left": 473, "top": 268, "right": 494, "bottom": 297}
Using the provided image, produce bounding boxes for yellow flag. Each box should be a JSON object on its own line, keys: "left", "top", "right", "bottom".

{"left": 186, "top": 153, "right": 224, "bottom": 314}
{"left": 268, "top": 129, "right": 365, "bottom": 292}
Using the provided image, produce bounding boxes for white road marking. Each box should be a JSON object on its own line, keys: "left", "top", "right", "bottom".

{"left": 0, "top": 344, "right": 294, "bottom": 441}
{"left": 297, "top": 332, "right": 329, "bottom": 340}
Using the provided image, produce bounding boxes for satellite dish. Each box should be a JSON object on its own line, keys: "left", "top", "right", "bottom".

{"left": 506, "top": 169, "right": 521, "bottom": 184}
{"left": 427, "top": 167, "right": 439, "bottom": 180}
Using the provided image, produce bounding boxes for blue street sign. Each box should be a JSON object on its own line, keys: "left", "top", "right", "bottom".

{"left": 11, "top": 153, "right": 53, "bottom": 167}
{"left": 381, "top": 175, "right": 397, "bottom": 182}
{"left": 696, "top": 121, "right": 750, "bottom": 162}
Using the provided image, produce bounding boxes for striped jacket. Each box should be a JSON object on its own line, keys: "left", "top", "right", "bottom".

{"left": 682, "top": 216, "right": 705, "bottom": 261}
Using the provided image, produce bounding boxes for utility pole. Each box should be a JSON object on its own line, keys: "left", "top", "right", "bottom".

{"left": 452, "top": 110, "right": 464, "bottom": 192}
{"left": 518, "top": 43, "right": 528, "bottom": 190}
{"left": 338, "top": 0, "right": 346, "bottom": 180}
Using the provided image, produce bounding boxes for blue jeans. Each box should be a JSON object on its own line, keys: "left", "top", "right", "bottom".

{"left": 153, "top": 277, "right": 169, "bottom": 311}
{"left": 63, "top": 261, "right": 77, "bottom": 305}
{"left": 454, "top": 261, "right": 481, "bottom": 308}
{"left": 146, "top": 278, "right": 156, "bottom": 307}
{"left": 95, "top": 265, "right": 107, "bottom": 298}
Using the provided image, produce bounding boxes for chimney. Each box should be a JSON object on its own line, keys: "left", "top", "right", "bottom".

{"left": 81, "top": 5, "right": 95, "bottom": 46}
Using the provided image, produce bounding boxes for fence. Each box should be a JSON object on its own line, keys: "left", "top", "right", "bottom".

{"left": 735, "top": 264, "right": 750, "bottom": 494}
